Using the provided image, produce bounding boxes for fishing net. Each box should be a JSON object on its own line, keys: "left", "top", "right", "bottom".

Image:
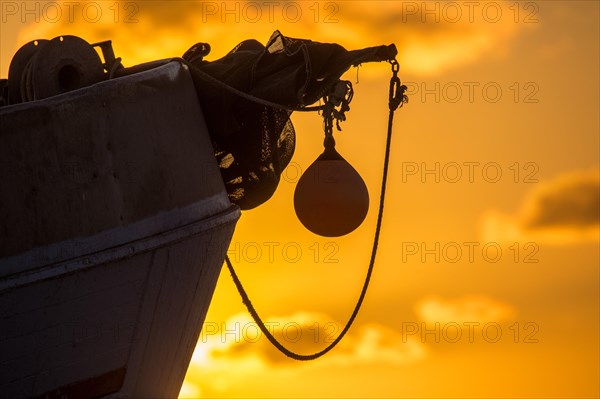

{"left": 184, "top": 30, "right": 396, "bottom": 209}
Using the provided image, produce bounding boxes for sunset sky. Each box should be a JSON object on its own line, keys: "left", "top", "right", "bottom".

{"left": 1, "top": 1, "right": 598, "bottom": 398}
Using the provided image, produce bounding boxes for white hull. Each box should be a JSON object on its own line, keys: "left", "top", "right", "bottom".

{"left": 0, "top": 61, "right": 240, "bottom": 397}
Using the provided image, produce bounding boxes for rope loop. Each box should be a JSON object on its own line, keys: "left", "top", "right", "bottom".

{"left": 224, "top": 59, "right": 407, "bottom": 361}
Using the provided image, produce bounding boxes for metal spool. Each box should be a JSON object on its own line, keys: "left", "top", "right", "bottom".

{"left": 7, "top": 39, "right": 48, "bottom": 104}
{"left": 31, "top": 36, "right": 105, "bottom": 100}
{"left": 8, "top": 36, "right": 105, "bottom": 103}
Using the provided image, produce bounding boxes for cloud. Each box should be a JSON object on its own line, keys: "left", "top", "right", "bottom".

{"left": 481, "top": 169, "right": 600, "bottom": 245}
{"left": 416, "top": 295, "right": 515, "bottom": 325}
{"left": 11, "top": 1, "right": 527, "bottom": 77}
{"left": 196, "top": 311, "right": 426, "bottom": 365}
{"left": 186, "top": 311, "right": 426, "bottom": 395}
{"left": 342, "top": 1, "right": 522, "bottom": 76}
{"left": 522, "top": 172, "right": 599, "bottom": 229}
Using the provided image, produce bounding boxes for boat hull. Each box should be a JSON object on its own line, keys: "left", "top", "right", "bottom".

{"left": 0, "top": 61, "right": 240, "bottom": 397}
{"left": 1, "top": 206, "right": 238, "bottom": 398}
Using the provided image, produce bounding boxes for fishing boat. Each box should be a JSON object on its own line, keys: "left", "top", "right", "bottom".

{"left": 0, "top": 51, "right": 240, "bottom": 397}
{"left": 0, "top": 32, "right": 405, "bottom": 397}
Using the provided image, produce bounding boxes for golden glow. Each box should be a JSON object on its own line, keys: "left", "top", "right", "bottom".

{"left": 2, "top": 1, "right": 598, "bottom": 398}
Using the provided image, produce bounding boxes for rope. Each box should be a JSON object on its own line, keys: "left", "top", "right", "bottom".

{"left": 223, "top": 60, "right": 407, "bottom": 361}
{"left": 183, "top": 60, "right": 326, "bottom": 113}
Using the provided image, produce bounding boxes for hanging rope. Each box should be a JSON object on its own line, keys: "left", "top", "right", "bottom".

{"left": 224, "top": 60, "right": 407, "bottom": 361}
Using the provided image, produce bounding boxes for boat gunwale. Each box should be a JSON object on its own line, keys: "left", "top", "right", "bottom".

{"left": 0, "top": 203, "right": 240, "bottom": 291}
{"left": 0, "top": 59, "right": 183, "bottom": 115}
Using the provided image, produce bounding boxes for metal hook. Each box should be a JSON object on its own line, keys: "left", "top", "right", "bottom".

{"left": 389, "top": 59, "right": 399, "bottom": 74}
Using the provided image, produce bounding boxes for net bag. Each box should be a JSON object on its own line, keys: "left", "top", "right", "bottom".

{"left": 184, "top": 30, "right": 397, "bottom": 209}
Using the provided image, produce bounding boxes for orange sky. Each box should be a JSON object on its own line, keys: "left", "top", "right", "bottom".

{"left": 2, "top": 1, "right": 598, "bottom": 398}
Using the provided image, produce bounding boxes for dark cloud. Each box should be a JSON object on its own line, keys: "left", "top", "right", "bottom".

{"left": 524, "top": 172, "right": 599, "bottom": 229}
{"left": 15, "top": 0, "right": 523, "bottom": 76}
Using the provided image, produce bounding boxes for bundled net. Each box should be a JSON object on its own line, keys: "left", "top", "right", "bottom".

{"left": 184, "top": 31, "right": 396, "bottom": 209}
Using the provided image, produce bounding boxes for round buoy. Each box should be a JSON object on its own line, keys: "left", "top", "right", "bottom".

{"left": 294, "top": 147, "right": 369, "bottom": 237}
